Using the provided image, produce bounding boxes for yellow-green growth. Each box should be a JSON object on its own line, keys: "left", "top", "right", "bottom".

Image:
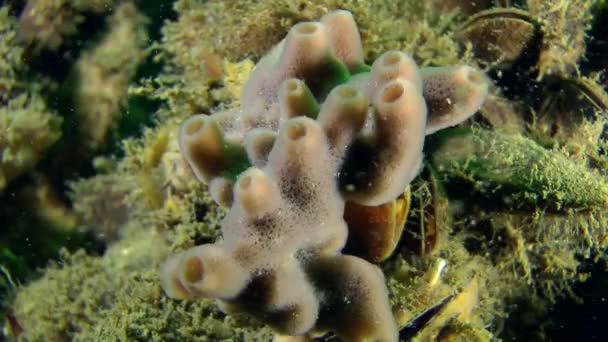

{"left": 0, "top": 6, "right": 23, "bottom": 102}
{"left": 164, "top": 0, "right": 464, "bottom": 64}
{"left": 17, "top": 0, "right": 119, "bottom": 51}
{"left": 383, "top": 240, "right": 500, "bottom": 340}
{"left": 11, "top": 178, "right": 264, "bottom": 340}
{"left": 0, "top": 6, "right": 62, "bottom": 191}
{"left": 69, "top": 173, "right": 133, "bottom": 241}
{"left": 527, "top": 0, "right": 595, "bottom": 79}
{"left": 0, "top": 93, "right": 62, "bottom": 191}
{"left": 431, "top": 128, "right": 608, "bottom": 210}
{"left": 73, "top": 2, "right": 148, "bottom": 150}
{"left": 77, "top": 270, "right": 275, "bottom": 341}
{"left": 490, "top": 208, "right": 608, "bottom": 302}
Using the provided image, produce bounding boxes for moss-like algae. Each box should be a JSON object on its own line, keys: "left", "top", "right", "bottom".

{"left": 72, "top": 1, "right": 148, "bottom": 151}
{"left": 527, "top": 0, "right": 594, "bottom": 79}
{"left": 430, "top": 127, "right": 608, "bottom": 210}
{"left": 0, "top": 6, "right": 62, "bottom": 192}
{"left": 0, "top": 93, "right": 62, "bottom": 191}
{"left": 13, "top": 225, "right": 273, "bottom": 341}
{"left": 17, "top": 0, "right": 119, "bottom": 51}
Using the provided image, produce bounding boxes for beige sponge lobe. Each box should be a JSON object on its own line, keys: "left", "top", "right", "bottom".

{"left": 342, "top": 79, "right": 427, "bottom": 206}
{"left": 278, "top": 78, "right": 320, "bottom": 120}
{"left": 179, "top": 114, "right": 225, "bottom": 182}
{"left": 208, "top": 177, "right": 234, "bottom": 207}
{"left": 308, "top": 255, "right": 399, "bottom": 342}
{"left": 244, "top": 128, "right": 277, "bottom": 168}
{"left": 266, "top": 263, "right": 321, "bottom": 334}
{"left": 421, "top": 65, "right": 489, "bottom": 134}
{"left": 234, "top": 167, "right": 281, "bottom": 218}
{"left": 179, "top": 113, "right": 249, "bottom": 184}
{"left": 159, "top": 254, "right": 190, "bottom": 300}
{"left": 320, "top": 9, "right": 365, "bottom": 72}
{"left": 241, "top": 21, "right": 333, "bottom": 109}
{"left": 317, "top": 84, "right": 367, "bottom": 158}
{"left": 160, "top": 244, "right": 248, "bottom": 300}
{"left": 369, "top": 50, "right": 423, "bottom": 95}
{"left": 279, "top": 22, "right": 330, "bottom": 74}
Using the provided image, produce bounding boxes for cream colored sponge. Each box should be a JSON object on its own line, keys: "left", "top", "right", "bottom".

{"left": 161, "top": 9, "right": 489, "bottom": 341}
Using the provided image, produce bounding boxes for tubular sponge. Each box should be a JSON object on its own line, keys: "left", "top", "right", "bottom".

{"left": 162, "top": 9, "right": 489, "bottom": 342}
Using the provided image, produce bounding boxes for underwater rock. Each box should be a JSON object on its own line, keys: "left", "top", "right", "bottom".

{"left": 69, "top": 173, "right": 132, "bottom": 241}
{"left": 10, "top": 0, "right": 608, "bottom": 340}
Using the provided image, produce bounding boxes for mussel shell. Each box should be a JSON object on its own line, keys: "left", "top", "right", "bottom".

{"left": 555, "top": 77, "right": 608, "bottom": 114}
{"left": 343, "top": 186, "right": 411, "bottom": 263}
{"left": 401, "top": 166, "right": 449, "bottom": 256}
{"left": 429, "top": 0, "right": 493, "bottom": 15}
{"left": 456, "top": 8, "right": 539, "bottom": 68}
{"left": 536, "top": 76, "right": 608, "bottom": 139}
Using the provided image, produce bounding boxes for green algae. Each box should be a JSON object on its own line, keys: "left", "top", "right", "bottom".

{"left": 527, "top": 0, "right": 595, "bottom": 79}
{"left": 0, "top": 93, "right": 62, "bottom": 191}
{"left": 12, "top": 228, "right": 273, "bottom": 341}
{"left": 11, "top": 185, "right": 261, "bottom": 341}
{"left": 430, "top": 127, "right": 608, "bottom": 210}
